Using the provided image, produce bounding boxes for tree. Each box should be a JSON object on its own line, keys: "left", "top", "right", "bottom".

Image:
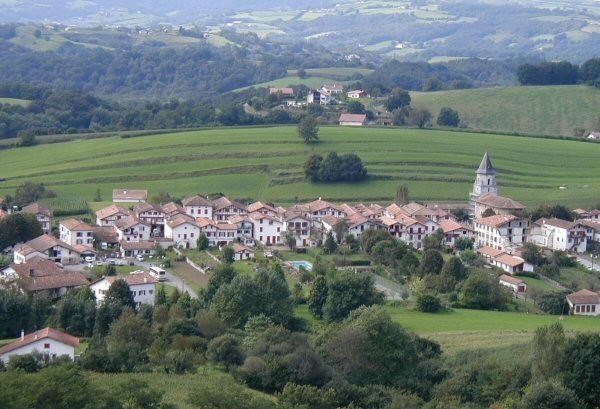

{"left": 562, "top": 333, "right": 600, "bottom": 408}
{"left": 114, "top": 379, "right": 168, "bottom": 409}
{"left": 155, "top": 286, "right": 167, "bottom": 306}
{"left": 422, "top": 76, "right": 442, "bottom": 92}
{"left": 303, "top": 153, "right": 323, "bottom": 182}
{"left": 454, "top": 237, "right": 473, "bottom": 251}
{"left": 459, "top": 271, "right": 506, "bottom": 310}
{"left": 297, "top": 116, "right": 319, "bottom": 144}
{"left": 538, "top": 291, "right": 569, "bottom": 315}
{"left": 18, "top": 131, "right": 36, "bottom": 147}
{"left": 49, "top": 287, "right": 96, "bottom": 337}
{"left": 395, "top": 184, "right": 409, "bottom": 205}
{"left": 104, "top": 279, "right": 135, "bottom": 309}
{"left": 323, "top": 270, "right": 383, "bottom": 322}
{"left": 423, "top": 228, "right": 444, "bottom": 250}
{"left": 416, "top": 294, "right": 442, "bottom": 313}
{"left": 409, "top": 108, "right": 432, "bottom": 129}
{"left": 441, "top": 256, "right": 468, "bottom": 282}
{"left": 361, "top": 229, "right": 394, "bottom": 254}
{"left": 385, "top": 87, "right": 411, "bottom": 112}
{"left": 437, "top": 107, "right": 460, "bottom": 127}
{"left": 531, "top": 323, "right": 566, "bottom": 383}
{"left": 419, "top": 249, "right": 444, "bottom": 276}
{"left": 93, "top": 189, "right": 102, "bottom": 202}
{"left": 346, "top": 100, "right": 365, "bottom": 114}
{"left": 105, "top": 309, "right": 154, "bottom": 372}
{"left": 522, "top": 243, "right": 545, "bottom": 266}
{"left": 0, "top": 213, "right": 43, "bottom": 253}
{"left": 282, "top": 230, "right": 297, "bottom": 250}
{"left": 323, "top": 231, "right": 338, "bottom": 254}
{"left": 308, "top": 276, "right": 328, "bottom": 319}
{"left": 197, "top": 233, "right": 209, "bottom": 250}
{"left": 206, "top": 334, "right": 245, "bottom": 368}
{"left": 521, "top": 381, "right": 582, "bottom": 409}
{"left": 203, "top": 263, "right": 236, "bottom": 305}
{"left": 221, "top": 246, "right": 235, "bottom": 263}
{"left": 104, "top": 264, "right": 117, "bottom": 276}
{"left": 13, "top": 182, "right": 55, "bottom": 207}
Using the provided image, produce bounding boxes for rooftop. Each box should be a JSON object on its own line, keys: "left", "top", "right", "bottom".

{"left": 0, "top": 327, "right": 79, "bottom": 355}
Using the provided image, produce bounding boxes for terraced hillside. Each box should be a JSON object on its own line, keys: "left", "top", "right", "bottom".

{"left": 1, "top": 126, "right": 599, "bottom": 208}
{"left": 410, "top": 85, "right": 600, "bottom": 137}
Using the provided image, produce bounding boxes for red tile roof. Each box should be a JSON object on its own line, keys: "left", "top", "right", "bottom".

{"left": 11, "top": 257, "right": 88, "bottom": 292}
{"left": 96, "top": 204, "right": 129, "bottom": 221}
{"left": 339, "top": 113, "right": 367, "bottom": 123}
{"left": 475, "top": 214, "right": 518, "bottom": 228}
{"left": 439, "top": 219, "right": 472, "bottom": 233}
{"left": 21, "top": 202, "right": 53, "bottom": 217}
{"left": 499, "top": 274, "right": 524, "bottom": 285}
{"left": 60, "top": 218, "right": 92, "bottom": 231}
{"left": 475, "top": 193, "right": 524, "bottom": 210}
{"left": 0, "top": 327, "right": 79, "bottom": 355}
{"left": 182, "top": 195, "right": 213, "bottom": 207}
{"left": 494, "top": 254, "right": 525, "bottom": 268}
{"left": 567, "top": 289, "right": 600, "bottom": 305}
{"left": 476, "top": 246, "right": 504, "bottom": 258}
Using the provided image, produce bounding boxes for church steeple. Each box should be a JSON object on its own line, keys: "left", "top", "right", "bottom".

{"left": 469, "top": 152, "right": 498, "bottom": 218}
{"left": 476, "top": 152, "right": 496, "bottom": 175}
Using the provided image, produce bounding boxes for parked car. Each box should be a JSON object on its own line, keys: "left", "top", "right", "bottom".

{"left": 136, "top": 254, "right": 144, "bottom": 261}
{"left": 84, "top": 256, "right": 94, "bottom": 263}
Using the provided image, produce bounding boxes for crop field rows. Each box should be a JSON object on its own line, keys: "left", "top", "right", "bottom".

{"left": 1, "top": 126, "right": 599, "bottom": 208}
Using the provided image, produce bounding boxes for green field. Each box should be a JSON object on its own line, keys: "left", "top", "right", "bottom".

{"left": 0, "top": 97, "right": 31, "bottom": 107}
{"left": 410, "top": 85, "right": 600, "bottom": 137}
{"left": 1, "top": 126, "right": 600, "bottom": 208}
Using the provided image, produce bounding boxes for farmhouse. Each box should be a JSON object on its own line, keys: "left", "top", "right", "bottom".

{"left": 321, "top": 84, "right": 344, "bottom": 94}
{"left": 212, "top": 196, "right": 247, "bottom": 222}
{"left": 96, "top": 204, "right": 130, "bottom": 226}
{"left": 528, "top": 218, "right": 588, "bottom": 253}
{"left": 59, "top": 219, "right": 94, "bottom": 247}
{"left": 183, "top": 195, "right": 214, "bottom": 219}
{"left": 474, "top": 214, "right": 528, "bottom": 251}
{"left": 499, "top": 274, "right": 527, "bottom": 293}
{"left": 165, "top": 214, "right": 200, "bottom": 249}
{"left": 566, "top": 289, "right": 600, "bottom": 316}
{"left": 13, "top": 234, "right": 80, "bottom": 265}
{"left": 439, "top": 219, "right": 474, "bottom": 247}
{"left": 112, "top": 189, "right": 147, "bottom": 203}
{"left": 114, "top": 215, "right": 151, "bottom": 243}
{"left": 2, "top": 256, "right": 88, "bottom": 297}
{"left": 248, "top": 212, "right": 282, "bottom": 245}
{"left": 339, "top": 113, "right": 367, "bottom": 126}
{"left": 92, "top": 226, "right": 119, "bottom": 249}
{"left": 586, "top": 131, "right": 600, "bottom": 140}
{"left": 307, "top": 90, "right": 331, "bottom": 105}
{"left": 283, "top": 212, "right": 312, "bottom": 248}
{"left": 347, "top": 90, "right": 366, "bottom": 98}
{"left": 90, "top": 272, "right": 157, "bottom": 308}
{"left": 133, "top": 203, "right": 165, "bottom": 236}
{"left": 0, "top": 327, "right": 79, "bottom": 365}
{"left": 21, "top": 202, "right": 53, "bottom": 235}
{"left": 492, "top": 253, "right": 526, "bottom": 274}
{"left": 574, "top": 208, "right": 600, "bottom": 222}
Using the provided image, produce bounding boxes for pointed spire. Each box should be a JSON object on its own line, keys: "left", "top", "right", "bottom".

{"left": 476, "top": 152, "right": 496, "bottom": 175}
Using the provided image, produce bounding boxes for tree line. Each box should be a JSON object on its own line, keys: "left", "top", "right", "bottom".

{"left": 517, "top": 58, "right": 600, "bottom": 86}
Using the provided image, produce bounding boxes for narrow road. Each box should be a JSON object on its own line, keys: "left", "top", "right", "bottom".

{"left": 576, "top": 255, "right": 600, "bottom": 272}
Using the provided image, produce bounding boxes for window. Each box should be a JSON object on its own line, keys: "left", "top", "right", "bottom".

{"left": 44, "top": 343, "right": 50, "bottom": 349}
{"left": 139, "top": 290, "right": 146, "bottom": 296}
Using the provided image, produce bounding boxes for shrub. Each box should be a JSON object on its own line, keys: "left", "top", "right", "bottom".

{"left": 416, "top": 294, "right": 442, "bottom": 313}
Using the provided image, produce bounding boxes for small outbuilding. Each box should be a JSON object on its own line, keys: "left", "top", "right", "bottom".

{"left": 499, "top": 274, "right": 527, "bottom": 293}
{"left": 339, "top": 113, "right": 367, "bottom": 126}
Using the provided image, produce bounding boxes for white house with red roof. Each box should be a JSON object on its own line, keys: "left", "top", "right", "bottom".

{"left": 283, "top": 212, "right": 312, "bottom": 248}
{"left": 89, "top": 272, "right": 157, "bottom": 308}
{"left": 566, "top": 289, "right": 600, "bottom": 316}
{"left": 232, "top": 243, "right": 254, "bottom": 260}
{"left": 499, "top": 274, "right": 527, "bottom": 293}
{"left": 13, "top": 234, "right": 80, "bottom": 265}
{"left": 59, "top": 219, "right": 94, "bottom": 247}
{"left": 212, "top": 196, "right": 247, "bottom": 222}
{"left": 0, "top": 327, "right": 79, "bottom": 364}
{"left": 165, "top": 214, "right": 199, "bottom": 249}
{"left": 214, "top": 223, "right": 238, "bottom": 247}
{"left": 133, "top": 203, "right": 165, "bottom": 236}
{"left": 95, "top": 204, "right": 130, "bottom": 227}
{"left": 528, "top": 218, "right": 588, "bottom": 253}
{"left": 474, "top": 214, "right": 529, "bottom": 251}
{"left": 439, "top": 219, "right": 473, "bottom": 247}
{"left": 248, "top": 212, "right": 283, "bottom": 245}
{"left": 114, "top": 215, "right": 151, "bottom": 243}
{"left": 182, "top": 195, "right": 214, "bottom": 219}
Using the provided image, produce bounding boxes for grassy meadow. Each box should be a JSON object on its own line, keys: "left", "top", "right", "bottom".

{"left": 1, "top": 126, "right": 600, "bottom": 208}
{"left": 410, "top": 85, "right": 600, "bottom": 137}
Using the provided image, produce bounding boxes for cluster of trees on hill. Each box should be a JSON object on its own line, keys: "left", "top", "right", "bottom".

{"left": 517, "top": 58, "right": 600, "bottom": 86}
{"left": 303, "top": 152, "right": 367, "bottom": 183}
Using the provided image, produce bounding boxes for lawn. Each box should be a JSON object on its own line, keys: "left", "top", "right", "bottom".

{"left": 1, "top": 126, "right": 600, "bottom": 209}
{"left": 0, "top": 97, "right": 31, "bottom": 108}
{"left": 385, "top": 306, "right": 600, "bottom": 354}
{"left": 86, "top": 367, "right": 273, "bottom": 409}
{"left": 410, "top": 85, "right": 600, "bottom": 137}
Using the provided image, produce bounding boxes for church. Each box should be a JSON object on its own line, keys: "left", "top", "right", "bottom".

{"left": 469, "top": 152, "right": 525, "bottom": 219}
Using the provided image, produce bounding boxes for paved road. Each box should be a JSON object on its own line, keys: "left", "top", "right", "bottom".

{"left": 66, "top": 258, "right": 199, "bottom": 299}
{"left": 576, "top": 255, "right": 600, "bottom": 272}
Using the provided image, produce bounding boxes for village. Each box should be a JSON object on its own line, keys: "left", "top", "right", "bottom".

{"left": 1, "top": 152, "right": 600, "bottom": 363}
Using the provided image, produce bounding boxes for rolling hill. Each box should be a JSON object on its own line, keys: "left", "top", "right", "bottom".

{"left": 410, "top": 85, "right": 600, "bottom": 137}
{"left": 1, "top": 126, "right": 599, "bottom": 209}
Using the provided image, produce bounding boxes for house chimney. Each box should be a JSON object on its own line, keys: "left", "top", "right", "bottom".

{"left": 20, "top": 329, "right": 24, "bottom": 341}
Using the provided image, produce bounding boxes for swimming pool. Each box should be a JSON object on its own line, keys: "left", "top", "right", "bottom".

{"left": 289, "top": 261, "right": 313, "bottom": 271}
